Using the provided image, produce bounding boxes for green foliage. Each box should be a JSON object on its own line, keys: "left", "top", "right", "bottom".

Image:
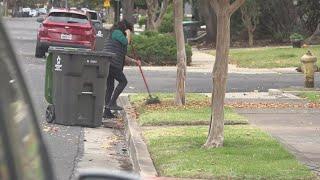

{"left": 298, "top": 92, "right": 320, "bottom": 103}
{"left": 158, "top": 4, "right": 174, "bottom": 33}
{"left": 140, "top": 30, "right": 159, "bottom": 37}
{"left": 128, "top": 32, "right": 192, "bottom": 65}
{"left": 255, "top": 0, "right": 302, "bottom": 41}
{"left": 290, "top": 33, "right": 304, "bottom": 41}
{"left": 138, "top": 15, "right": 147, "bottom": 27}
{"left": 272, "top": 32, "right": 291, "bottom": 43}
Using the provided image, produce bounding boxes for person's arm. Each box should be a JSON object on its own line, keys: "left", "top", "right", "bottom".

{"left": 125, "top": 29, "right": 132, "bottom": 44}
{"left": 125, "top": 56, "right": 141, "bottom": 66}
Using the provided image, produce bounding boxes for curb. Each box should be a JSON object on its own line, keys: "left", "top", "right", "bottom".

{"left": 119, "top": 95, "right": 158, "bottom": 178}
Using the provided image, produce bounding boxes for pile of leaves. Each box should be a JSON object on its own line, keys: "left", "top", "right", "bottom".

{"left": 226, "top": 102, "right": 320, "bottom": 109}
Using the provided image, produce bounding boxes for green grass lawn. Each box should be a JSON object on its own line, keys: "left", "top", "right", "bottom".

{"left": 297, "top": 92, "right": 320, "bottom": 103}
{"left": 144, "top": 126, "right": 315, "bottom": 179}
{"left": 130, "top": 93, "right": 247, "bottom": 126}
{"left": 208, "top": 46, "right": 320, "bottom": 68}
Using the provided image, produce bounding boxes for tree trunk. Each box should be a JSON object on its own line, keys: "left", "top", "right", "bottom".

{"left": 122, "top": 0, "right": 135, "bottom": 24}
{"left": 204, "top": 11, "right": 230, "bottom": 148}
{"left": 174, "top": 0, "right": 187, "bottom": 106}
{"left": 205, "top": 0, "right": 245, "bottom": 149}
{"left": 306, "top": 23, "right": 320, "bottom": 45}
{"left": 248, "top": 28, "right": 254, "bottom": 47}
{"left": 199, "top": 0, "right": 217, "bottom": 44}
{"left": 146, "top": 0, "right": 169, "bottom": 31}
{"left": 146, "top": 0, "right": 157, "bottom": 31}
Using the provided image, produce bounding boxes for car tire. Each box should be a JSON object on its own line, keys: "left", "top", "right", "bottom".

{"left": 46, "top": 105, "right": 55, "bottom": 123}
{"left": 35, "top": 42, "right": 46, "bottom": 58}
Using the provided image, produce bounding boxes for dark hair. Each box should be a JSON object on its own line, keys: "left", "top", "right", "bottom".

{"left": 112, "top": 19, "right": 134, "bottom": 35}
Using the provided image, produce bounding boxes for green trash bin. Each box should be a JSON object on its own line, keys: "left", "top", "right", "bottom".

{"left": 45, "top": 47, "right": 114, "bottom": 127}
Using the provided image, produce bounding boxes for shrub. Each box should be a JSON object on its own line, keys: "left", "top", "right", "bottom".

{"left": 272, "top": 32, "right": 290, "bottom": 43}
{"left": 138, "top": 15, "right": 147, "bottom": 27}
{"left": 128, "top": 32, "right": 192, "bottom": 66}
{"left": 158, "top": 4, "right": 174, "bottom": 33}
{"left": 141, "top": 31, "right": 159, "bottom": 37}
{"left": 290, "top": 33, "right": 304, "bottom": 41}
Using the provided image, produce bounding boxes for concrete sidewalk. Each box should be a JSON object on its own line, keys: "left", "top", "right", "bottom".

{"left": 237, "top": 108, "right": 320, "bottom": 176}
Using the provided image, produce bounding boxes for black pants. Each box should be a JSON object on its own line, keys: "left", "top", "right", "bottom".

{"left": 105, "top": 66, "right": 128, "bottom": 108}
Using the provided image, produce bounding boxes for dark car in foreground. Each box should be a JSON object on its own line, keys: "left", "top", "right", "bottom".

{"left": 35, "top": 9, "right": 96, "bottom": 58}
{"left": 0, "top": 17, "right": 138, "bottom": 180}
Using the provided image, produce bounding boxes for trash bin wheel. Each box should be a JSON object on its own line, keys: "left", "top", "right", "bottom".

{"left": 46, "top": 105, "right": 55, "bottom": 123}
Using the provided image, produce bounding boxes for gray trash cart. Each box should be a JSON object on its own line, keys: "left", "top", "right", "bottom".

{"left": 95, "top": 28, "right": 110, "bottom": 51}
{"left": 46, "top": 47, "right": 114, "bottom": 127}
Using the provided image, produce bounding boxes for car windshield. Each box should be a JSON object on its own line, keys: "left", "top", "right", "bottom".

{"left": 88, "top": 12, "right": 98, "bottom": 20}
{"left": 47, "top": 12, "right": 88, "bottom": 24}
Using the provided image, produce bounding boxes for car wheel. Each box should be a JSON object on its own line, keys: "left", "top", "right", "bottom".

{"left": 45, "top": 105, "right": 55, "bottom": 123}
{"left": 35, "top": 42, "right": 46, "bottom": 58}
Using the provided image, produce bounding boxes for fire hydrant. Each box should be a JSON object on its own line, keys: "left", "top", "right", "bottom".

{"left": 300, "top": 51, "right": 317, "bottom": 88}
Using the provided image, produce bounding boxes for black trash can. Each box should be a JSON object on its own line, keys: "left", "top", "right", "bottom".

{"left": 183, "top": 21, "right": 200, "bottom": 39}
{"left": 95, "top": 28, "right": 110, "bottom": 51}
{"left": 47, "top": 47, "right": 114, "bottom": 127}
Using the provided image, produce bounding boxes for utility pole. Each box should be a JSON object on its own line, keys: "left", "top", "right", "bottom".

{"left": 114, "top": 0, "right": 120, "bottom": 23}
{"left": 65, "top": 0, "right": 68, "bottom": 8}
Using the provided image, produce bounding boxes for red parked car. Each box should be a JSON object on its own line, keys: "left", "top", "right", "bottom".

{"left": 35, "top": 9, "right": 96, "bottom": 58}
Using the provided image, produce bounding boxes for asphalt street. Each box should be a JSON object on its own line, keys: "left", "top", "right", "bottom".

{"left": 3, "top": 17, "right": 320, "bottom": 180}
{"left": 3, "top": 17, "right": 83, "bottom": 180}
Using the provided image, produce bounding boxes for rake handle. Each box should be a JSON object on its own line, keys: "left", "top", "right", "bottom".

{"left": 131, "top": 43, "right": 153, "bottom": 97}
{"left": 138, "top": 64, "right": 152, "bottom": 97}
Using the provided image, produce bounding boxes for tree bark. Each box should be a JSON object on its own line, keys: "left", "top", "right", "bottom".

{"left": 199, "top": 0, "right": 217, "bottom": 44}
{"left": 146, "top": 0, "right": 169, "bottom": 31}
{"left": 204, "top": 0, "right": 245, "bottom": 148}
{"left": 146, "top": 0, "right": 157, "bottom": 30}
{"left": 174, "top": 0, "right": 187, "bottom": 106}
{"left": 240, "top": 2, "right": 259, "bottom": 47}
{"left": 306, "top": 23, "right": 320, "bottom": 45}
{"left": 122, "top": 0, "right": 135, "bottom": 24}
{"left": 248, "top": 29, "right": 254, "bottom": 47}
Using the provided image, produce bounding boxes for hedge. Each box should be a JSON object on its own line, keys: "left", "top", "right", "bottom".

{"left": 128, "top": 31, "right": 192, "bottom": 66}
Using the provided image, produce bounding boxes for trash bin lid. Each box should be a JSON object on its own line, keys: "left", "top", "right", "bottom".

{"left": 48, "top": 46, "right": 115, "bottom": 58}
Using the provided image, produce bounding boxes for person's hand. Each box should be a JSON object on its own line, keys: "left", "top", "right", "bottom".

{"left": 136, "top": 60, "right": 141, "bottom": 66}
{"left": 125, "top": 29, "right": 131, "bottom": 43}
{"left": 125, "top": 29, "right": 131, "bottom": 36}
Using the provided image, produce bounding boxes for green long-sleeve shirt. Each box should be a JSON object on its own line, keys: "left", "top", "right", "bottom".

{"left": 111, "top": 29, "right": 128, "bottom": 46}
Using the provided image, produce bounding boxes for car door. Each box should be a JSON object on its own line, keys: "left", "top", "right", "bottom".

{"left": 0, "top": 19, "right": 54, "bottom": 180}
